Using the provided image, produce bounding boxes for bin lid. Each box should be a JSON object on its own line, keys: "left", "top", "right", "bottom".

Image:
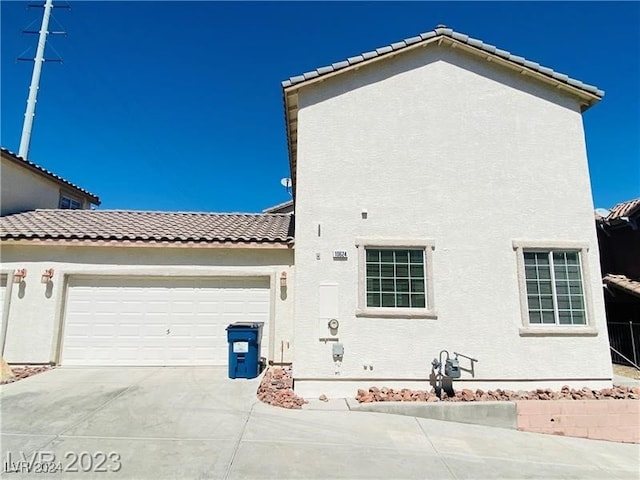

{"left": 226, "top": 322, "right": 264, "bottom": 330}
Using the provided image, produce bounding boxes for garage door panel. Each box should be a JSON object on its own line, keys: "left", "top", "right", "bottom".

{"left": 62, "top": 276, "right": 270, "bottom": 366}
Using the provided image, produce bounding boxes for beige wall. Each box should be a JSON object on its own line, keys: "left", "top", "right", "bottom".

{"left": 0, "top": 158, "right": 89, "bottom": 215}
{"left": 1, "top": 243, "right": 294, "bottom": 365}
{"left": 292, "top": 45, "right": 611, "bottom": 396}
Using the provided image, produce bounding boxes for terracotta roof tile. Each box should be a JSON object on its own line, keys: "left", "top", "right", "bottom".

{"left": 0, "top": 210, "right": 294, "bottom": 245}
{"left": 606, "top": 198, "right": 640, "bottom": 221}
{"left": 604, "top": 274, "right": 640, "bottom": 298}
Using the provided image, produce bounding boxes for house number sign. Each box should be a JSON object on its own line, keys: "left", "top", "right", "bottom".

{"left": 333, "top": 250, "right": 348, "bottom": 260}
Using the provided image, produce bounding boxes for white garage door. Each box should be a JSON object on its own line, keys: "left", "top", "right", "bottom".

{"left": 0, "top": 275, "right": 6, "bottom": 311}
{"left": 62, "top": 276, "right": 270, "bottom": 366}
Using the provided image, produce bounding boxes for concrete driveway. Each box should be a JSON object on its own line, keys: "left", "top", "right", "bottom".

{"left": 1, "top": 367, "right": 638, "bottom": 479}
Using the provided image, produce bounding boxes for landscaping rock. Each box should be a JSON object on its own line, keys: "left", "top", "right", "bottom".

{"left": 257, "top": 367, "right": 307, "bottom": 409}
{"left": 354, "top": 383, "right": 640, "bottom": 403}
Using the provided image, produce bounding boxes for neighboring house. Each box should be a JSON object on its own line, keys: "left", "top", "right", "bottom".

{"left": 0, "top": 26, "right": 614, "bottom": 398}
{"left": 596, "top": 198, "right": 640, "bottom": 365}
{"left": 1, "top": 147, "right": 101, "bottom": 215}
{"left": 0, "top": 210, "right": 294, "bottom": 365}
{"left": 263, "top": 200, "right": 294, "bottom": 214}
{"left": 284, "top": 26, "right": 611, "bottom": 397}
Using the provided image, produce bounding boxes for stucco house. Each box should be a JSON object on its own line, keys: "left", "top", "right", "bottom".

{"left": 283, "top": 26, "right": 611, "bottom": 397}
{"left": 0, "top": 26, "right": 613, "bottom": 398}
{"left": 1, "top": 147, "right": 101, "bottom": 215}
{"left": 596, "top": 198, "right": 640, "bottom": 366}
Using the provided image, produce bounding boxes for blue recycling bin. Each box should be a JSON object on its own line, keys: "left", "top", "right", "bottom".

{"left": 226, "top": 322, "right": 264, "bottom": 379}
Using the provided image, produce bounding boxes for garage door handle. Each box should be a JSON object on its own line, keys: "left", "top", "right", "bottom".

{"left": 166, "top": 329, "right": 171, "bottom": 335}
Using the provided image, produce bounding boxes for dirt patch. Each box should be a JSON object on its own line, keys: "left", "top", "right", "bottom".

{"left": 257, "top": 367, "right": 307, "bottom": 409}
{"left": 613, "top": 363, "right": 640, "bottom": 380}
{"left": 0, "top": 365, "right": 52, "bottom": 385}
{"left": 356, "top": 385, "right": 640, "bottom": 403}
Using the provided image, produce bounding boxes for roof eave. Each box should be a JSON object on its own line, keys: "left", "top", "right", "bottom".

{"left": 0, "top": 237, "right": 294, "bottom": 249}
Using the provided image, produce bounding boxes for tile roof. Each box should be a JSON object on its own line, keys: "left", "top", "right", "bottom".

{"left": 606, "top": 198, "right": 640, "bottom": 222}
{"left": 604, "top": 274, "right": 640, "bottom": 298}
{"left": 0, "top": 210, "right": 294, "bottom": 245}
{"left": 1, "top": 147, "right": 101, "bottom": 205}
{"left": 282, "top": 25, "right": 605, "bottom": 98}
{"left": 262, "top": 200, "right": 294, "bottom": 214}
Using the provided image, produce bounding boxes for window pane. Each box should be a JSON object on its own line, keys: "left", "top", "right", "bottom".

{"left": 555, "top": 282, "right": 569, "bottom": 295}
{"left": 395, "top": 264, "right": 408, "bottom": 277}
{"left": 526, "top": 281, "right": 539, "bottom": 295}
{"left": 529, "top": 311, "right": 542, "bottom": 324}
{"left": 395, "top": 250, "right": 409, "bottom": 264}
{"left": 540, "top": 296, "right": 554, "bottom": 310}
{"left": 382, "top": 293, "right": 395, "bottom": 307}
{"left": 367, "top": 292, "right": 380, "bottom": 307}
{"left": 537, "top": 265, "right": 551, "bottom": 280}
{"left": 571, "top": 296, "right": 584, "bottom": 310}
{"left": 525, "top": 266, "right": 537, "bottom": 279}
{"left": 566, "top": 266, "right": 581, "bottom": 280}
{"left": 60, "top": 197, "right": 71, "bottom": 209}
{"left": 411, "top": 294, "right": 425, "bottom": 308}
{"left": 381, "top": 278, "right": 394, "bottom": 292}
{"left": 409, "top": 250, "right": 423, "bottom": 262}
{"left": 571, "top": 311, "right": 586, "bottom": 325}
{"left": 410, "top": 279, "right": 425, "bottom": 293}
{"left": 539, "top": 281, "right": 553, "bottom": 294}
{"left": 569, "top": 282, "right": 583, "bottom": 295}
{"left": 528, "top": 296, "right": 540, "bottom": 309}
{"left": 380, "top": 264, "right": 394, "bottom": 278}
{"left": 396, "top": 279, "right": 410, "bottom": 292}
{"left": 556, "top": 296, "right": 571, "bottom": 310}
{"left": 565, "top": 252, "right": 579, "bottom": 265}
{"left": 542, "top": 311, "right": 555, "bottom": 324}
{"left": 366, "top": 264, "right": 380, "bottom": 277}
{"left": 380, "top": 250, "right": 394, "bottom": 263}
{"left": 366, "top": 250, "right": 379, "bottom": 262}
{"left": 558, "top": 311, "right": 572, "bottom": 325}
{"left": 410, "top": 264, "right": 424, "bottom": 277}
{"left": 396, "top": 294, "right": 410, "bottom": 307}
{"left": 367, "top": 278, "right": 380, "bottom": 292}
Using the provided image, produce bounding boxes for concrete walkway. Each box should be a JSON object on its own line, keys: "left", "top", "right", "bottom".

{"left": 1, "top": 367, "right": 638, "bottom": 479}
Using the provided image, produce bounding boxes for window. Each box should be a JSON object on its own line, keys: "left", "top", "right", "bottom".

{"left": 523, "top": 251, "right": 586, "bottom": 326}
{"left": 356, "top": 238, "right": 436, "bottom": 319}
{"left": 59, "top": 195, "right": 82, "bottom": 210}
{"left": 366, "top": 249, "right": 425, "bottom": 308}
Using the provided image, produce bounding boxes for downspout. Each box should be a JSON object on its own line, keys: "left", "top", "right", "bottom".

{"left": 1, "top": 272, "right": 15, "bottom": 356}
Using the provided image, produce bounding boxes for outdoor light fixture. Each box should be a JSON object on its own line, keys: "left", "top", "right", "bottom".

{"left": 280, "top": 272, "right": 287, "bottom": 288}
{"left": 41, "top": 268, "right": 55, "bottom": 284}
{"left": 13, "top": 268, "right": 27, "bottom": 283}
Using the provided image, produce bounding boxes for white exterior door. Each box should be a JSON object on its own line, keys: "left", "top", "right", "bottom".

{"left": 62, "top": 276, "right": 270, "bottom": 366}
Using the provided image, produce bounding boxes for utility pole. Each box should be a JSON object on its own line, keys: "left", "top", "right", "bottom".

{"left": 18, "top": 0, "right": 56, "bottom": 159}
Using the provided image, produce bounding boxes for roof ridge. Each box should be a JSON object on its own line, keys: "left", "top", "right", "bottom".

{"left": 281, "top": 25, "right": 604, "bottom": 98}
{"left": 28, "top": 209, "right": 290, "bottom": 217}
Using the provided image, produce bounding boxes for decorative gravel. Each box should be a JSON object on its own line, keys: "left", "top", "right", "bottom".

{"left": 0, "top": 365, "right": 52, "bottom": 385}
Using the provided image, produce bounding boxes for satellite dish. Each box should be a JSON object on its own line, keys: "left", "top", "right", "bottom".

{"left": 595, "top": 208, "right": 610, "bottom": 218}
{"left": 280, "top": 178, "right": 292, "bottom": 188}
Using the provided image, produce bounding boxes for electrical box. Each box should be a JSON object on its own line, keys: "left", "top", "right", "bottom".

{"left": 332, "top": 343, "right": 344, "bottom": 361}
{"left": 445, "top": 358, "right": 461, "bottom": 379}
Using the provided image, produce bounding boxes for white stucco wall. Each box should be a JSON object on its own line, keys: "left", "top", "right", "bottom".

{"left": 1, "top": 243, "right": 294, "bottom": 365}
{"left": 0, "top": 159, "right": 66, "bottom": 215}
{"left": 292, "top": 45, "right": 611, "bottom": 397}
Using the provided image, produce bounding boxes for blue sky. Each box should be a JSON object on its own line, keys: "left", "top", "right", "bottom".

{"left": 1, "top": 1, "right": 638, "bottom": 212}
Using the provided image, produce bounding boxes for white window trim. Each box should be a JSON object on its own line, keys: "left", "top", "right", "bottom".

{"left": 59, "top": 191, "right": 83, "bottom": 210}
{"left": 513, "top": 240, "right": 598, "bottom": 337}
{"left": 355, "top": 238, "right": 437, "bottom": 319}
